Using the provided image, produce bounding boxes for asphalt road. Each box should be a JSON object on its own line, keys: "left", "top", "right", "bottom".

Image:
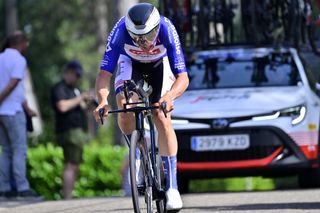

{"left": 1, "top": 189, "right": 320, "bottom": 213}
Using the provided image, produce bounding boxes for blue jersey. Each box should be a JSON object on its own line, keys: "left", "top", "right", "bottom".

{"left": 100, "top": 16, "right": 187, "bottom": 75}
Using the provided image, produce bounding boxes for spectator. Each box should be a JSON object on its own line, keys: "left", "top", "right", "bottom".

{"left": 0, "top": 31, "right": 41, "bottom": 199}
{"left": 51, "top": 60, "right": 93, "bottom": 199}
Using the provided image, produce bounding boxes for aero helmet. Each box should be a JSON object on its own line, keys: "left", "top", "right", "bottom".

{"left": 125, "top": 3, "right": 160, "bottom": 47}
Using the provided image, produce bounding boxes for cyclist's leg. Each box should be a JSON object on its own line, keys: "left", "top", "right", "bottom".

{"left": 148, "top": 56, "right": 183, "bottom": 210}
{"left": 145, "top": 56, "right": 178, "bottom": 156}
{"left": 152, "top": 105, "right": 179, "bottom": 189}
{"left": 114, "top": 54, "right": 141, "bottom": 135}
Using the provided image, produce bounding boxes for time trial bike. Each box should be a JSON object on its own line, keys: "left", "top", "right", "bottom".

{"left": 99, "top": 80, "right": 167, "bottom": 213}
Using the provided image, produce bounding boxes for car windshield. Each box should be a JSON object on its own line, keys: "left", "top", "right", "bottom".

{"left": 188, "top": 50, "right": 302, "bottom": 90}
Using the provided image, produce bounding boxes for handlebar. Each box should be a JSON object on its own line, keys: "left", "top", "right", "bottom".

{"left": 98, "top": 102, "right": 167, "bottom": 125}
{"left": 98, "top": 80, "right": 168, "bottom": 125}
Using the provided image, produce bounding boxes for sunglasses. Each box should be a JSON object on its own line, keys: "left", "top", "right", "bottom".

{"left": 128, "top": 25, "right": 160, "bottom": 46}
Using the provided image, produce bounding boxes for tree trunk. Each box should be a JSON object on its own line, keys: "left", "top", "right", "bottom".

{"left": 5, "top": 0, "right": 18, "bottom": 35}
{"left": 96, "top": 0, "right": 109, "bottom": 54}
{"left": 117, "top": 0, "right": 137, "bottom": 17}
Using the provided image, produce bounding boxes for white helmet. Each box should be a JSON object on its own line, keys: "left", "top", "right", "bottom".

{"left": 125, "top": 3, "right": 160, "bottom": 47}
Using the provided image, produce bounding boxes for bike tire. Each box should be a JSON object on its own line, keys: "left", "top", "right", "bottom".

{"left": 155, "top": 154, "right": 166, "bottom": 213}
{"left": 129, "top": 130, "right": 153, "bottom": 213}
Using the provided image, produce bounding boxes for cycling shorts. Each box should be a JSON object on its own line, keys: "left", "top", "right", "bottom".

{"left": 114, "top": 54, "right": 176, "bottom": 103}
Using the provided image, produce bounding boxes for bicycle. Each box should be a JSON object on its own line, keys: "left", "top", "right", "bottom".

{"left": 241, "top": 0, "right": 286, "bottom": 45}
{"left": 239, "top": 0, "right": 320, "bottom": 56}
{"left": 159, "top": 0, "right": 238, "bottom": 48}
{"left": 99, "top": 80, "right": 167, "bottom": 213}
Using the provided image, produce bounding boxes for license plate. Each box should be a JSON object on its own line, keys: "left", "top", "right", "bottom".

{"left": 191, "top": 134, "right": 250, "bottom": 151}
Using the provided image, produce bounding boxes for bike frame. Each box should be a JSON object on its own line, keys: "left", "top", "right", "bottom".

{"left": 122, "top": 102, "right": 161, "bottom": 191}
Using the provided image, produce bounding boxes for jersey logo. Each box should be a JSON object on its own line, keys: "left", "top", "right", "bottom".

{"left": 124, "top": 44, "right": 167, "bottom": 61}
{"left": 106, "top": 45, "right": 112, "bottom": 52}
{"left": 129, "top": 48, "right": 161, "bottom": 56}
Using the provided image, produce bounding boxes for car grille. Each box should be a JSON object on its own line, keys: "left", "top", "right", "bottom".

{"left": 176, "top": 127, "right": 287, "bottom": 163}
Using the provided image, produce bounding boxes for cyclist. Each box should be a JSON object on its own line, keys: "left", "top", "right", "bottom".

{"left": 93, "top": 2, "right": 189, "bottom": 211}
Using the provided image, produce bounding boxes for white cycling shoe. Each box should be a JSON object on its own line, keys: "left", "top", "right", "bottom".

{"left": 165, "top": 188, "right": 183, "bottom": 211}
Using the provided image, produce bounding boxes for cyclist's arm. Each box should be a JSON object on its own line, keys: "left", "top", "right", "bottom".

{"left": 0, "top": 78, "right": 20, "bottom": 104}
{"left": 167, "top": 72, "right": 189, "bottom": 100}
{"left": 160, "top": 72, "right": 189, "bottom": 111}
{"left": 95, "top": 70, "right": 112, "bottom": 106}
{"left": 93, "top": 70, "right": 112, "bottom": 123}
{"left": 159, "top": 17, "right": 189, "bottom": 108}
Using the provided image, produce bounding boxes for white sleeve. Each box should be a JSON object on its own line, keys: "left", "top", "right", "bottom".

{"left": 11, "top": 56, "right": 27, "bottom": 79}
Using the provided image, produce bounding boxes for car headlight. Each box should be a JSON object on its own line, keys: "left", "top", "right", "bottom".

{"left": 280, "top": 105, "right": 306, "bottom": 125}
{"left": 252, "top": 105, "right": 306, "bottom": 125}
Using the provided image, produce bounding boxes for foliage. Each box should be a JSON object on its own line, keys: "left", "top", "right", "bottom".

{"left": 74, "top": 143, "right": 127, "bottom": 197}
{"left": 140, "top": 0, "right": 158, "bottom": 6}
{"left": 91, "top": 115, "right": 116, "bottom": 146}
{"left": 27, "top": 142, "right": 127, "bottom": 200}
{"left": 12, "top": 0, "right": 104, "bottom": 141}
{"left": 27, "top": 143, "right": 64, "bottom": 200}
{"left": 189, "top": 177, "right": 276, "bottom": 193}
{"left": 188, "top": 176, "right": 300, "bottom": 192}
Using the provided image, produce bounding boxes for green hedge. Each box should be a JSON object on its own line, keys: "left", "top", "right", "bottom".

{"left": 27, "top": 143, "right": 127, "bottom": 200}
{"left": 189, "top": 177, "right": 276, "bottom": 193}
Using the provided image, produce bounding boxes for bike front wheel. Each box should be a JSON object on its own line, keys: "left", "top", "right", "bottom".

{"left": 129, "top": 130, "right": 153, "bottom": 213}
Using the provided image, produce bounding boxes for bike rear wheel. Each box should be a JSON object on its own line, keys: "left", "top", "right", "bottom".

{"left": 129, "top": 130, "right": 153, "bottom": 213}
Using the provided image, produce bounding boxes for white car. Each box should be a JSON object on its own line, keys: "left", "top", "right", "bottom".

{"left": 172, "top": 46, "right": 320, "bottom": 192}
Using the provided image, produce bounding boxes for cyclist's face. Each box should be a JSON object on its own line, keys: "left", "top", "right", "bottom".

{"left": 136, "top": 39, "right": 154, "bottom": 52}
{"left": 128, "top": 25, "right": 159, "bottom": 52}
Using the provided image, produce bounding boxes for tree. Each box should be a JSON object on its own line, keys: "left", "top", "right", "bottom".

{"left": 5, "top": 0, "right": 18, "bottom": 35}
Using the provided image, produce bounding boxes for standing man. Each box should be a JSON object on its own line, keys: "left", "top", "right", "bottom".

{"left": 93, "top": 3, "right": 189, "bottom": 211}
{"left": 0, "top": 31, "right": 40, "bottom": 199}
{"left": 51, "top": 60, "right": 93, "bottom": 199}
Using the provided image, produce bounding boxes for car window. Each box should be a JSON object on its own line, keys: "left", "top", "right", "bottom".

{"left": 299, "top": 54, "right": 317, "bottom": 92}
{"left": 188, "top": 51, "right": 302, "bottom": 90}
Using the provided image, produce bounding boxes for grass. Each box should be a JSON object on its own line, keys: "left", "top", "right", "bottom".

{"left": 189, "top": 176, "right": 298, "bottom": 193}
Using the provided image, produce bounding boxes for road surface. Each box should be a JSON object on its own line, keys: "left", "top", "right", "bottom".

{"left": 1, "top": 189, "right": 320, "bottom": 213}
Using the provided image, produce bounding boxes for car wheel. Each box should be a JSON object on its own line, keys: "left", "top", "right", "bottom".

{"left": 298, "top": 169, "right": 320, "bottom": 188}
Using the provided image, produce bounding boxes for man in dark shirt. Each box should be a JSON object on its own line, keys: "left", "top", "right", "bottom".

{"left": 51, "top": 60, "right": 93, "bottom": 199}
